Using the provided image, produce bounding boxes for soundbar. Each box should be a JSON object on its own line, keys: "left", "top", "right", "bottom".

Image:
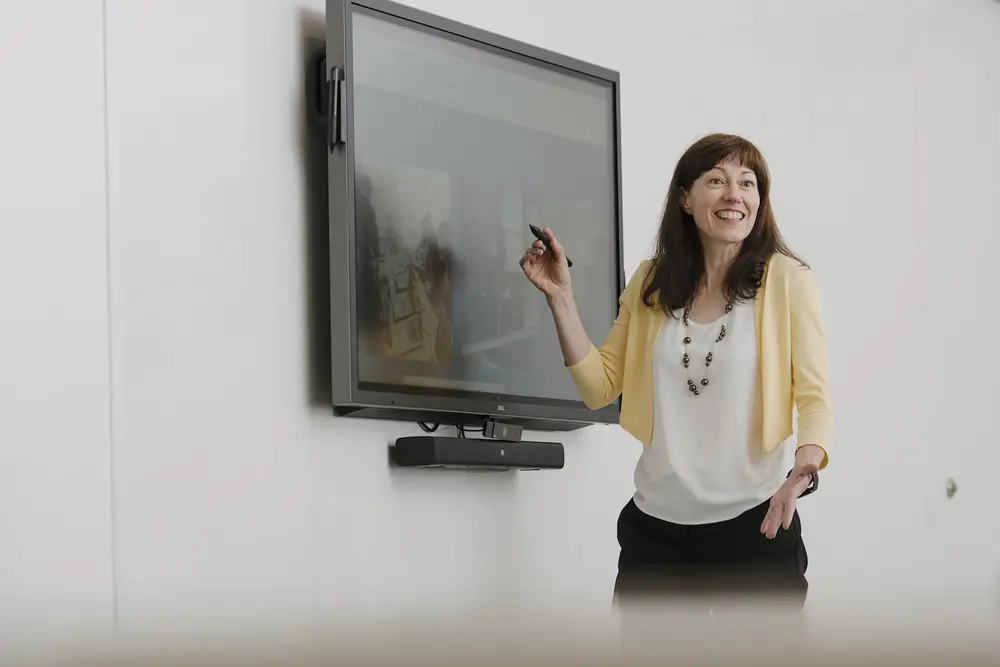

{"left": 392, "top": 435, "right": 565, "bottom": 471}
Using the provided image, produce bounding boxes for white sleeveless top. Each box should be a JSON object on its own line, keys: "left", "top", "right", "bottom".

{"left": 631, "top": 300, "right": 792, "bottom": 525}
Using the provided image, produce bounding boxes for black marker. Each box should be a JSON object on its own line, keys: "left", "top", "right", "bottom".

{"left": 528, "top": 224, "right": 572, "bottom": 268}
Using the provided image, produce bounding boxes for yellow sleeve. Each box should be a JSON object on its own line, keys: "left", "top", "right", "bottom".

{"left": 789, "top": 265, "right": 834, "bottom": 469}
{"left": 565, "top": 261, "right": 649, "bottom": 410}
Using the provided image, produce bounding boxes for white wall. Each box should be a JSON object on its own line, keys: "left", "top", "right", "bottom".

{"left": 0, "top": 0, "right": 115, "bottom": 636}
{"left": 4, "top": 0, "right": 1000, "bottom": 641}
{"left": 103, "top": 2, "right": 638, "bottom": 630}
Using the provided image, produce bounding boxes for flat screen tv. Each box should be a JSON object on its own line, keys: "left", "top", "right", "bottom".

{"left": 323, "top": 0, "right": 624, "bottom": 432}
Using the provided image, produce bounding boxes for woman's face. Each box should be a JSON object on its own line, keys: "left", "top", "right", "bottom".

{"left": 681, "top": 159, "right": 761, "bottom": 247}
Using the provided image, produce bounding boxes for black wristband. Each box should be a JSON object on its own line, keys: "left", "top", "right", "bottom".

{"left": 787, "top": 468, "right": 819, "bottom": 498}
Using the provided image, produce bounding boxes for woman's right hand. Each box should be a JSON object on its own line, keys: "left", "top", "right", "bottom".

{"left": 519, "top": 227, "right": 571, "bottom": 300}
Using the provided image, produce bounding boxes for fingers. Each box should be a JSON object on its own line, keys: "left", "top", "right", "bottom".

{"left": 782, "top": 499, "right": 795, "bottom": 530}
{"left": 759, "top": 507, "right": 771, "bottom": 538}
{"left": 760, "top": 503, "right": 784, "bottom": 539}
{"left": 519, "top": 244, "right": 544, "bottom": 275}
{"left": 543, "top": 228, "right": 565, "bottom": 258}
{"left": 520, "top": 232, "right": 567, "bottom": 280}
{"left": 520, "top": 241, "right": 548, "bottom": 266}
{"left": 521, "top": 242, "right": 542, "bottom": 258}
{"left": 758, "top": 497, "right": 798, "bottom": 539}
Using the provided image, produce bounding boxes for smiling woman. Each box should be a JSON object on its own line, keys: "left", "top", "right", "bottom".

{"left": 643, "top": 133, "right": 806, "bottom": 318}
{"left": 520, "top": 133, "right": 833, "bottom": 612}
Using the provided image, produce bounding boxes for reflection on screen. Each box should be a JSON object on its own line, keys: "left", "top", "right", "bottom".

{"left": 351, "top": 11, "right": 618, "bottom": 405}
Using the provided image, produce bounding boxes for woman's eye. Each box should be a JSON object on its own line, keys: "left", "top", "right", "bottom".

{"left": 742, "top": 180, "right": 755, "bottom": 188}
{"left": 710, "top": 178, "right": 724, "bottom": 185}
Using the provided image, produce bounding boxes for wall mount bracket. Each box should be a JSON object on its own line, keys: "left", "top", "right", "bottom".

{"left": 306, "top": 49, "right": 344, "bottom": 152}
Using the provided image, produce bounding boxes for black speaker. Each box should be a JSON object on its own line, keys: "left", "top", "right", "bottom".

{"left": 392, "top": 436, "right": 564, "bottom": 471}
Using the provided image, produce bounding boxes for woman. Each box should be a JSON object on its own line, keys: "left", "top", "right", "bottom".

{"left": 519, "top": 133, "right": 833, "bottom": 610}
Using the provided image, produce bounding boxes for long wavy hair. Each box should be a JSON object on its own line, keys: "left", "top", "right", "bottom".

{"left": 641, "top": 133, "right": 806, "bottom": 315}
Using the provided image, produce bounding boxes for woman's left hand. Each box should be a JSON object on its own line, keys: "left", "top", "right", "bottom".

{"left": 759, "top": 462, "right": 818, "bottom": 539}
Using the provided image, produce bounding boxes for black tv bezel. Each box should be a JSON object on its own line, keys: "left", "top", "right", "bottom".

{"left": 325, "top": 0, "right": 626, "bottom": 432}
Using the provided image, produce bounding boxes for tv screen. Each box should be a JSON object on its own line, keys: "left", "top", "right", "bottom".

{"left": 326, "top": 0, "right": 623, "bottom": 429}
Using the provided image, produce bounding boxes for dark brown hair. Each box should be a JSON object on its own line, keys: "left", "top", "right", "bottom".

{"left": 641, "top": 133, "right": 806, "bottom": 314}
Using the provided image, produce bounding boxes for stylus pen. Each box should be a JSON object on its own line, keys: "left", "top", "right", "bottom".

{"left": 528, "top": 224, "right": 573, "bottom": 268}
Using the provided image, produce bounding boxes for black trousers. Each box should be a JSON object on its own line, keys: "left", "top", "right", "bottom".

{"left": 614, "top": 497, "right": 809, "bottom": 611}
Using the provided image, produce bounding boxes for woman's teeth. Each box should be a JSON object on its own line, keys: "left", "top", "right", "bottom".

{"left": 714, "top": 210, "right": 745, "bottom": 221}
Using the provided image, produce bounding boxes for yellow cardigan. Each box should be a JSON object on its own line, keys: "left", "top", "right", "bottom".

{"left": 566, "top": 252, "right": 833, "bottom": 469}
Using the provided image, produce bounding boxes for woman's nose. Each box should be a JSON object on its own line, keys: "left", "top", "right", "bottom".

{"left": 722, "top": 187, "right": 742, "bottom": 202}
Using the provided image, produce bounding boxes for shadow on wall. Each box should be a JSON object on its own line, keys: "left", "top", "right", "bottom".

{"left": 298, "top": 8, "right": 333, "bottom": 409}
